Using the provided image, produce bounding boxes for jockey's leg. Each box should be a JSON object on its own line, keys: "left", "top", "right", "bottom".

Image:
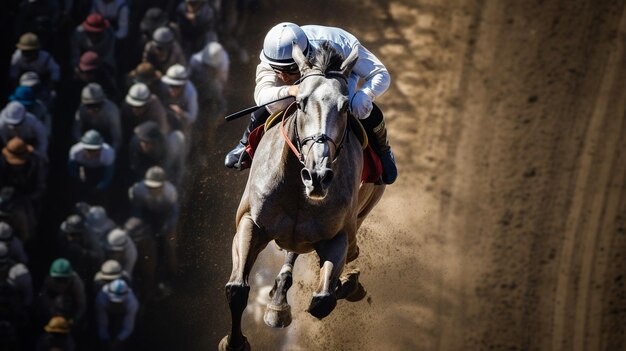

{"left": 361, "top": 104, "right": 398, "bottom": 184}
{"left": 264, "top": 251, "right": 298, "bottom": 328}
{"left": 224, "top": 107, "right": 271, "bottom": 169}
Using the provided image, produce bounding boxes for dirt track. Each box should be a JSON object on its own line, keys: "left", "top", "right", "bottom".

{"left": 143, "top": 1, "right": 626, "bottom": 350}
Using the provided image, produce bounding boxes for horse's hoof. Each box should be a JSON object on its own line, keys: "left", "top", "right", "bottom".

{"left": 308, "top": 293, "right": 337, "bottom": 319}
{"left": 219, "top": 335, "right": 251, "bottom": 351}
{"left": 345, "top": 282, "right": 367, "bottom": 302}
{"left": 264, "top": 303, "right": 292, "bottom": 328}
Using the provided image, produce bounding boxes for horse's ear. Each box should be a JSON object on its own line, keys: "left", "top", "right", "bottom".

{"left": 340, "top": 45, "right": 359, "bottom": 78}
{"left": 292, "top": 41, "right": 311, "bottom": 73}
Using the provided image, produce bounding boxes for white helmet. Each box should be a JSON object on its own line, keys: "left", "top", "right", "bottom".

{"left": 260, "top": 22, "right": 309, "bottom": 67}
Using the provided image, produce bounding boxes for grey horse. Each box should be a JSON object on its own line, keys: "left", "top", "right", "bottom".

{"left": 220, "top": 41, "right": 386, "bottom": 351}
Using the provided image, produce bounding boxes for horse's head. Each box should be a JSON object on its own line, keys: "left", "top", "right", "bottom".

{"left": 291, "top": 41, "right": 358, "bottom": 200}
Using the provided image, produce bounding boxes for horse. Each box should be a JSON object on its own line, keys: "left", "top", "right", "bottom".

{"left": 220, "top": 41, "right": 386, "bottom": 351}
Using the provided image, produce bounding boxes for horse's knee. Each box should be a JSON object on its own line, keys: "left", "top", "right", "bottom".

{"left": 225, "top": 283, "right": 250, "bottom": 313}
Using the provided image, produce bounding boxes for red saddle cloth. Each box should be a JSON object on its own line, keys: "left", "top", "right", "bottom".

{"left": 245, "top": 126, "right": 382, "bottom": 184}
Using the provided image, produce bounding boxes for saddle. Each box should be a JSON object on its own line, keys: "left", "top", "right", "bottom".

{"left": 244, "top": 109, "right": 382, "bottom": 184}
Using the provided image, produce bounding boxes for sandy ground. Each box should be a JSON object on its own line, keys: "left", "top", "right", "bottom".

{"left": 140, "top": 1, "right": 626, "bottom": 350}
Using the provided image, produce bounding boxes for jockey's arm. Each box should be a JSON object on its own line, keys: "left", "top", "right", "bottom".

{"left": 254, "top": 63, "right": 294, "bottom": 113}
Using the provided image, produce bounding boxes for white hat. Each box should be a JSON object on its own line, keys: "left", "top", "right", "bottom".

{"left": 202, "top": 41, "right": 225, "bottom": 66}
{"left": 105, "top": 279, "right": 129, "bottom": 303}
{"left": 125, "top": 83, "right": 151, "bottom": 107}
{"left": 81, "top": 83, "right": 105, "bottom": 104}
{"left": 98, "top": 260, "right": 123, "bottom": 280}
{"left": 144, "top": 166, "right": 166, "bottom": 188}
{"left": 1, "top": 101, "right": 26, "bottom": 125}
{"left": 260, "top": 22, "right": 309, "bottom": 67}
{"left": 19, "top": 71, "right": 40, "bottom": 87}
{"left": 106, "top": 229, "right": 128, "bottom": 251}
{"left": 161, "top": 64, "right": 187, "bottom": 86}
{"left": 80, "top": 129, "right": 104, "bottom": 150}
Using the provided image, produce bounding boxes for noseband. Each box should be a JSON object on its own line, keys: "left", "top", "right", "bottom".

{"left": 280, "top": 72, "right": 349, "bottom": 166}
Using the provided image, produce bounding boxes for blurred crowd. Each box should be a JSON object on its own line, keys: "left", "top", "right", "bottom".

{"left": 0, "top": 0, "right": 259, "bottom": 350}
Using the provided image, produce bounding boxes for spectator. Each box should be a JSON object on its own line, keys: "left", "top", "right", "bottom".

{"left": 140, "top": 7, "right": 181, "bottom": 47}
{"left": 103, "top": 229, "right": 137, "bottom": 276}
{"left": 9, "top": 32, "right": 60, "bottom": 92}
{"left": 142, "top": 26, "right": 187, "bottom": 73}
{"left": 128, "top": 121, "right": 185, "bottom": 186}
{"left": 84, "top": 205, "right": 117, "bottom": 242}
{"left": 73, "top": 51, "right": 118, "bottom": 102}
{"left": 189, "top": 41, "right": 230, "bottom": 117}
{"left": 126, "top": 62, "right": 162, "bottom": 95}
{"left": 71, "top": 13, "right": 117, "bottom": 73}
{"left": 9, "top": 85, "right": 51, "bottom": 136}
{"left": 91, "top": 0, "right": 129, "bottom": 41}
{"left": 0, "top": 242, "right": 33, "bottom": 326}
{"left": 121, "top": 83, "right": 169, "bottom": 141}
{"left": 129, "top": 166, "right": 179, "bottom": 292}
{"left": 158, "top": 64, "right": 198, "bottom": 135}
{"left": 57, "top": 215, "right": 104, "bottom": 283}
{"left": 38, "top": 258, "right": 86, "bottom": 329}
{"left": 67, "top": 130, "right": 116, "bottom": 205}
{"left": 0, "top": 222, "right": 29, "bottom": 264}
{"left": 19, "top": 71, "right": 55, "bottom": 108}
{"left": 93, "top": 260, "right": 131, "bottom": 295}
{"left": 72, "top": 83, "right": 122, "bottom": 151}
{"left": 124, "top": 217, "right": 157, "bottom": 303}
{"left": 35, "top": 316, "right": 76, "bottom": 351}
{"left": 95, "top": 279, "right": 139, "bottom": 348}
{"left": 175, "top": 0, "right": 217, "bottom": 57}
{"left": 0, "top": 137, "right": 47, "bottom": 242}
{"left": 0, "top": 102, "right": 48, "bottom": 159}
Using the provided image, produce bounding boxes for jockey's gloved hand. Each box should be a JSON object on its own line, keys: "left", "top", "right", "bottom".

{"left": 350, "top": 90, "right": 374, "bottom": 119}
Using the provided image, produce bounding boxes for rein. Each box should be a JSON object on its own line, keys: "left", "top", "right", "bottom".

{"left": 280, "top": 72, "right": 350, "bottom": 166}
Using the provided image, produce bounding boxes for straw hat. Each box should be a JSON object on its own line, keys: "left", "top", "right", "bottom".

{"left": 98, "top": 260, "right": 124, "bottom": 280}
{"left": 2, "top": 137, "right": 34, "bottom": 166}
{"left": 161, "top": 64, "right": 188, "bottom": 86}
{"left": 81, "top": 83, "right": 105, "bottom": 104}
{"left": 44, "top": 316, "right": 71, "bottom": 334}
{"left": 16, "top": 32, "right": 40, "bottom": 51}
{"left": 106, "top": 229, "right": 128, "bottom": 252}
{"left": 125, "top": 83, "right": 151, "bottom": 107}
{"left": 145, "top": 166, "right": 166, "bottom": 188}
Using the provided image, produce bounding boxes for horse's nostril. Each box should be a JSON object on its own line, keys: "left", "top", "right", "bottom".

{"left": 301, "top": 169, "right": 313, "bottom": 184}
{"left": 321, "top": 169, "right": 334, "bottom": 186}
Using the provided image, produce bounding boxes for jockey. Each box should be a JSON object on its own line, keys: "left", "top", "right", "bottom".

{"left": 224, "top": 22, "right": 398, "bottom": 184}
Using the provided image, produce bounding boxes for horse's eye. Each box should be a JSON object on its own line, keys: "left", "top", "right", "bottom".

{"left": 297, "top": 97, "right": 308, "bottom": 111}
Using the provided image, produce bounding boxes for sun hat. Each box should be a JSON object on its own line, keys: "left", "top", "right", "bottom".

{"left": 202, "top": 41, "right": 225, "bottom": 66}
{"left": 132, "top": 62, "right": 161, "bottom": 84}
{"left": 9, "top": 86, "right": 36, "bottom": 107}
{"left": 1, "top": 102, "right": 27, "bottom": 125}
{"left": 161, "top": 64, "right": 188, "bottom": 86}
{"left": 44, "top": 316, "right": 71, "bottom": 334}
{"left": 60, "top": 215, "right": 85, "bottom": 234}
{"left": 80, "top": 130, "right": 104, "bottom": 150}
{"left": 19, "top": 71, "right": 40, "bottom": 87}
{"left": 2, "top": 137, "right": 34, "bottom": 166}
{"left": 0, "top": 222, "right": 13, "bottom": 242}
{"left": 106, "top": 229, "right": 128, "bottom": 252}
{"left": 81, "top": 83, "right": 105, "bottom": 104}
{"left": 125, "top": 83, "right": 151, "bottom": 107}
{"left": 82, "top": 13, "right": 110, "bottom": 33}
{"left": 105, "top": 279, "right": 129, "bottom": 303}
{"left": 260, "top": 22, "right": 309, "bottom": 67}
{"left": 79, "top": 51, "right": 100, "bottom": 72}
{"left": 134, "top": 121, "right": 162, "bottom": 142}
{"left": 145, "top": 166, "right": 166, "bottom": 188}
{"left": 49, "top": 258, "right": 73, "bottom": 277}
{"left": 98, "top": 260, "right": 123, "bottom": 280}
{"left": 153, "top": 26, "right": 174, "bottom": 47}
{"left": 141, "top": 7, "right": 169, "bottom": 34}
{"left": 16, "top": 32, "right": 40, "bottom": 51}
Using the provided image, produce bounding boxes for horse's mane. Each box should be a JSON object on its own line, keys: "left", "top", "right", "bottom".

{"left": 309, "top": 41, "right": 344, "bottom": 73}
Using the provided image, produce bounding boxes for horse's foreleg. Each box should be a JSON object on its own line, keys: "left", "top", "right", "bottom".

{"left": 220, "top": 216, "right": 268, "bottom": 351}
{"left": 264, "top": 251, "right": 298, "bottom": 328}
{"left": 308, "top": 232, "right": 348, "bottom": 319}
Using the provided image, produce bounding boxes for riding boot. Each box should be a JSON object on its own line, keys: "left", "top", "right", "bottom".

{"left": 361, "top": 104, "right": 398, "bottom": 184}
{"left": 224, "top": 107, "right": 271, "bottom": 169}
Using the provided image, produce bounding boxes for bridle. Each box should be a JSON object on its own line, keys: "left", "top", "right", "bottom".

{"left": 280, "top": 71, "right": 350, "bottom": 166}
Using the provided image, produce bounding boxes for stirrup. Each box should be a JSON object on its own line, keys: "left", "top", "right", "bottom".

{"left": 233, "top": 150, "right": 251, "bottom": 171}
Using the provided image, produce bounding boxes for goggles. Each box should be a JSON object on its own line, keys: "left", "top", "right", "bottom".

{"left": 270, "top": 63, "right": 300, "bottom": 75}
